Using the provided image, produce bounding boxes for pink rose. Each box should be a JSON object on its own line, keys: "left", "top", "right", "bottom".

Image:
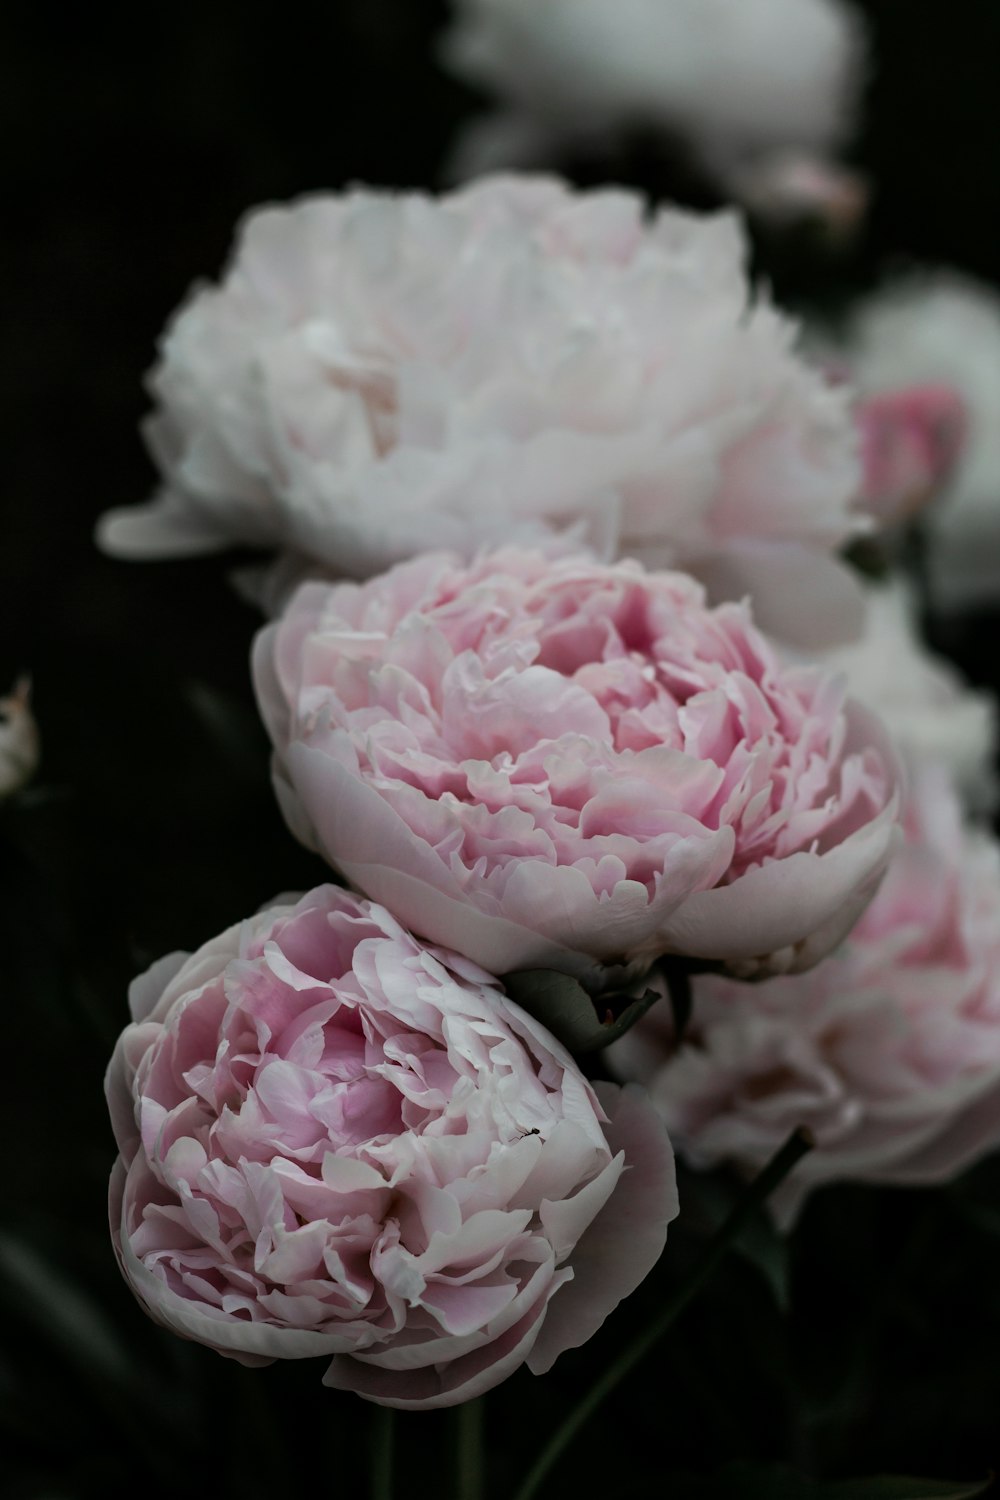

{"left": 613, "top": 767, "right": 1000, "bottom": 1226}
{"left": 254, "top": 549, "right": 900, "bottom": 989}
{"left": 99, "top": 174, "right": 864, "bottom": 646}
{"left": 105, "top": 885, "right": 676, "bottom": 1408}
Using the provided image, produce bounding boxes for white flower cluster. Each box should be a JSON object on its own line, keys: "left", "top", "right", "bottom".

{"left": 441, "top": 0, "right": 868, "bottom": 228}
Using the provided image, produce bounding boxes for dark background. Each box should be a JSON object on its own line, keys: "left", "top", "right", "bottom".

{"left": 2, "top": 3, "right": 1000, "bottom": 1496}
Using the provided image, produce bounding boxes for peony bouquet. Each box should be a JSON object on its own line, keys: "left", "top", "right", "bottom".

{"left": 83, "top": 163, "right": 1000, "bottom": 1500}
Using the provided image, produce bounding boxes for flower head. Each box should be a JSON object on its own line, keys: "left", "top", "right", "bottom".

{"left": 255, "top": 549, "right": 899, "bottom": 988}
{"left": 845, "top": 273, "right": 1000, "bottom": 612}
{"left": 442, "top": 0, "right": 868, "bottom": 232}
{"left": 106, "top": 885, "right": 676, "bottom": 1407}
{"left": 614, "top": 768, "right": 1000, "bottom": 1226}
{"left": 855, "top": 384, "right": 967, "bottom": 526}
{"left": 101, "top": 175, "right": 862, "bottom": 645}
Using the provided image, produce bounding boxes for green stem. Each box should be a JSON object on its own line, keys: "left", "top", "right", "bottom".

{"left": 455, "top": 1397, "right": 485, "bottom": 1500}
{"left": 512, "top": 1127, "right": 814, "bottom": 1500}
{"left": 661, "top": 957, "right": 694, "bottom": 1049}
{"left": 370, "top": 1404, "right": 395, "bottom": 1500}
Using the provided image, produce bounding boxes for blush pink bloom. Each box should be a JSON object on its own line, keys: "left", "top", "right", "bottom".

{"left": 106, "top": 885, "right": 676, "bottom": 1408}
{"left": 98, "top": 174, "right": 864, "bottom": 647}
{"left": 844, "top": 272, "right": 1000, "bottom": 612}
{"left": 254, "top": 549, "right": 900, "bottom": 989}
{"left": 855, "top": 384, "right": 967, "bottom": 526}
{"left": 613, "top": 768, "right": 1000, "bottom": 1226}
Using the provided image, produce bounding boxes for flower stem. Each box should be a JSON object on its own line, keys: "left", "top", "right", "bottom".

{"left": 455, "top": 1396, "right": 485, "bottom": 1500}
{"left": 370, "top": 1404, "right": 395, "bottom": 1500}
{"left": 511, "top": 1127, "right": 814, "bottom": 1500}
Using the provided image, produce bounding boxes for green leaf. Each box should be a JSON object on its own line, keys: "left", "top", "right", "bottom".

{"left": 0, "top": 1231, "right": 137, "bottom": 1390}
{"left": 952, "top": 1196, "right": 1000, "bottom": 1240}
{"left": 677, "top": 1168, "right": 790, "bottom": 1309}
{"left": 183, "top": 678, "right": 269, "bottom": 787}
{"left": 501, "top": 969, "right": 662, "bottom": 1052}
{"left": 822, "top": 1480, "right": 991, "bottom": 1499}
{"left": 662, "top": 955, "right": 694, "bottom": 1047}
{"left": 733, "top": 1202, "right": 791, "bottom": 1311}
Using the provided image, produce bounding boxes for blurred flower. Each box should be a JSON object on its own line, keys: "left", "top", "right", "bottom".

{"left": 0, "top": 677, "right": 38, "bottom": 799}
{"left": 613, "top": 767, "right": 1000, "bottom": 1226}
{"left": 441, "top": 0, "right": 868, "bottom": 234}
{"left": 725, "top": 150, "right": 868, "bottom": 241}
{"left": 106, "top": 885, "right": 676, "bottom": 1407}
{"left": 814, "top": 575, "right": 997, "bottom": 812}
{"left": 254, "top": 549, "right": 900, "bottom": 990}
{"left": 854, "top": 384, "right": 967, "bottom": 528}
{"left": 100, "top": 175, "right": 864, "bottom": 647}
{"left": 845, "top": 273, "right": 1000, "bottom": 611}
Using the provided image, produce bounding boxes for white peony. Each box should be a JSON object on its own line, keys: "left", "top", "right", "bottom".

{"left": 99, "top": 176, "right": 864, "bottom": 647}
{"left": 441, "top": 0, "right": 868, "bottom": 228}
{"left": 846, "top": 274, "right": 1000, "bottom": 612}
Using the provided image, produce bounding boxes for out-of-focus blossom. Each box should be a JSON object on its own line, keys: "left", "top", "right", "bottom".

{"left": 854, "top": 384, "right": 967, "bottom": 528}
{"left": 254, "top": 549, "right": 900, "bottom": 991}
{"left": 106, "top": 885, "right": 676, "bottom": 1407}
{"left": 725, "top": 150, "right": 869, "bottom": 242}
{"left": 442, "top": 0, "right": 868, "bottom": 234}
{"left": 815, "top": 576, "right": 996, "bottom": 811}
{"left": 846, "top": 274, "right": 1000, "bottom": 611}
{"left": 99, "top": 176, "right": 865, "bottom": 647}
{"left": 613, "top": 768, "right": 1000, "bottom": 1227}
{"left": 0, "top": 678, "right": 38, "bottom": 799}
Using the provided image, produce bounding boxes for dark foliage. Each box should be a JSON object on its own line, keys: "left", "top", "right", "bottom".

{"left": 2, "top": 3, "right": 999, "bottom": 1495}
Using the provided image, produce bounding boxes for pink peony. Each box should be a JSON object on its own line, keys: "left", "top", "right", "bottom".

{"left": 613, "top": 768, "right": 1000, "bottom": 1226}
{"left": 845, "top": 273, "right": 1000, "bottom": 613}
{"left": 855, "top": 384, "right": 966, "bottom": 527}
{"left": 99, "top": 174, "right": 863, "bottom": 646}
{"left": 106, "top": 885, "right": 676, "bottom": 1408}
{"left": 254, "top": 549, "right": 900, "bottom": 989}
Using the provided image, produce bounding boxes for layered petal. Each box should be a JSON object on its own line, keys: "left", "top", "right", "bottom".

{"left": 102, "top": 176, "right": 862, "bottom": 645}
{"left": 613, "top": 768, "right": 1000, "bottom": 1226}
{"left": 106, "top": 886, "right": 673, "bottom": 1406}
{"left": 255, "top": 549, "right": 900, "bottom": 985}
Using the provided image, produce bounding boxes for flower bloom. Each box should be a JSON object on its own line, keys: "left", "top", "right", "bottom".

{"left": 854, "top": 384, "right": 967, "bottom": 527}
{"left": 815, "top": 577, "right": 996, "bottom": 813}
{"left": 442, "top": 0, "right": 868, "bottom": 233}
{"left": 99, "top": 174, "right": 863, "bottom": 646}
{"left": 613, "top": 768, "right": 1000, "bottom": 1226}
{"left": 254, "top": 549, "right": 900, "bottom": 988}
{"left": 845, "top": 273, "right": 1000, "bottom": 612}
{"left": 106, "top": 885, "right": 676, "bottom": 1408}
